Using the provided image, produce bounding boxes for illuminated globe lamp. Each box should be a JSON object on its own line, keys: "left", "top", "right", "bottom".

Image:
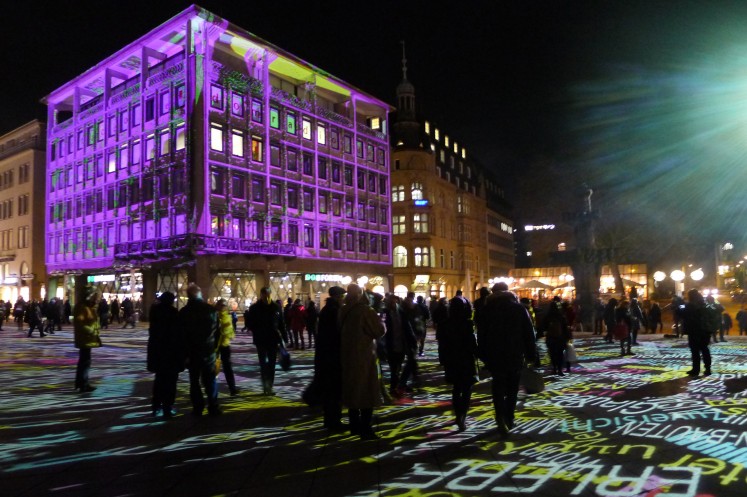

{"left": 690, "top": 269, "right": 704, "bottom": 282}
{"left": 670, "top": 269, "right": 686, "bottom": 297}
{"left": 653, "top": 271, "right": 667, "bottom": 283}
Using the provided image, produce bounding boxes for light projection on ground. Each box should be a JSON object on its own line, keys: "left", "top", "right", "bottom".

{"left": 2, "top": 328, "right": 747, "bottom": 496}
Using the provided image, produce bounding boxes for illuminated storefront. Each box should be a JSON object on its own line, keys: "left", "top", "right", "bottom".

{"left": 510, "top": 264, "right": 649, "bottom": 300}
{"left": 43, "top": 6, "right": 392, "bottom": 313}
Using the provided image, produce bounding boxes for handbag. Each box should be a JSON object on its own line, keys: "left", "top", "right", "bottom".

{"left": 520, "top": 366, "right": 545, "bottom": 394}
{"left": 612, "top": 323, "right": 630, "bottom": 340}
{"left": 279, "top": 345, "right": 292, "bottom": 371}
{"left": 214, "top": 356, "right": 222, "bottom": 376}
{"left": 564, "top": 343, "right": 578, "bottom": 363}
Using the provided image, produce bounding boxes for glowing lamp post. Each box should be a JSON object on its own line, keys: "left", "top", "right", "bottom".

{"left": 670, "top": 270, "right": 685, "bottom": 297}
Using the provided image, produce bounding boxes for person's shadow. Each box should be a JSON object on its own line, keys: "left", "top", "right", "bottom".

{"left": 612, "top": 376, "right": 690, "bottom": 401}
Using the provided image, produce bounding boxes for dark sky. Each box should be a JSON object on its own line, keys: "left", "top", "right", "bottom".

{"left": 5, "top": 0, "right": 747, "bottom": 246}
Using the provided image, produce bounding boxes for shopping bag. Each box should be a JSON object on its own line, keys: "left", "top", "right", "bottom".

{"left": 520, "top": 366, "right": 545, "bottom": 394}
{"left": 279, "top": 345, "right": 292, "bottom": 371}
{"left": 564, "top": 343, "right": 578, "bottom": 363}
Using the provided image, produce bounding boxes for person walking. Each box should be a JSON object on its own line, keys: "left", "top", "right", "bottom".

{"left": 304, "top": 300, "right": 318, "bottom": 349}
{"left": 97, "top": 298, "right": 110, "bottom": 330}
{"left": 477, "top": 282, "right": 537, "bottom": 436}
{"left": 602, "top": 298, "right": 618, "bottom": 343}
{"left": 629, "top": 298, "right": 646, "bottom": 345}
{"left": 179, "top": 283, "right": 221, "bottom": 416}
{"left": 440, "top": 293, "right": 478, "bottom": 431}
{"left": 705, "top": 295, "right": 725, "bottom": 344}
{"left": 383, "top": 294, "right": 417, "bottom": 397}
{"left": 26, "top": 301, "right": 45, "bottom": 337}
{"left": 147, "top": 292, "right": 183, "bottom": 418}
{"left": 648, "top": 302, "right": 663, "bottom": 333}
{"left": 74, "top": 288, "right": 102, "bottom": 392}
{"left": 110, "top": 297, "right": 121, "bottom": 325}
{"left": 314, "top": 286, "right": 346, "bottom": 431}
{"left": 215, "top": 299, "right": 238, "bottom": 396}
{"left": 722, "top": 312, "right": 733, "bottom": 342}
{"left": 340, "top": 284, "right": 385, "bottom": 440}
{"left": 288, "top": 299, "right": 306, "bottom": 349}
{"left": 122, "top": 298, "right": 135, "bottom": 328}
{"left": 541, "top": 298, "right": 570, "bottom": 375}
{"left": 247, "top": 287, "right": 284, "bottom": 395}
{"left": 737, "top": 308, "right": 747, "bottom": 336}
{"left": 683, "top": 289, "right": 711, "bottom": 376}
{"left": 616, "top": 300, "right": 633, "bottom": 356}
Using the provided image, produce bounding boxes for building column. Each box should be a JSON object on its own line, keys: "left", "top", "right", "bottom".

{"left": 186, "top": 258, "right": 212, "bottom": 298}
{"left": 141, "top": 270, "right": 157, "bottom": 321}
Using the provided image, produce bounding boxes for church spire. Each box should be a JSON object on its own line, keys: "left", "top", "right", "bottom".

{"left": 395, "top": 40, "right": 416, "bottom": 124}
{"left": 401, "top": 40, "right": 408, "bottom": 82}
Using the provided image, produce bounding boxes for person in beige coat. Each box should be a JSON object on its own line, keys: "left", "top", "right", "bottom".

{"left": 339, "top": 284, "right": 385, "bottom": 440}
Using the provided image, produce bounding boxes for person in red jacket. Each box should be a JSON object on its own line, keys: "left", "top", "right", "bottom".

{"left": 288, "top": 299, "right": 307, "bottom": 349}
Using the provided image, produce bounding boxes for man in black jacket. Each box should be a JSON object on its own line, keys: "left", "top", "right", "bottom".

{"left": 248, "top": 287, "right": 284, "bottom": 395}
{"left": 477, "top": 282, "right": 537, "bottom": 436}
{"left": 314, "top": 286, "right": 346, "bottom": 430}
{"left": 179, "top": 283, "right": 220, "bottom": 416}
{"left": 148, "top": 292, "right": 183, "bottom": 418}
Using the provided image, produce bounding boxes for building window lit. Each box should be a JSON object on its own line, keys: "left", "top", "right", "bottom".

{"left": 413, "top": 213, "right": 429, "bottom": 233}
{"left": 558, "top": 242, "right": 566, "bottom": 251}
{"left": 232, "top": 131, "right": 243, "bottom": 157}
{"left": 210, "top": 124, "right": 223, "bottom": 152}
{"left": 394, "top": 245, "right": 408, "bottom": 268}
{"left": 424, "top": 121, "right": 430, "bottom": 134}
{"left": 302, "top": 118, "right": 312, "bottom": 140}
{"left": 434, "top": 128, "right": 440, "bottom": 141}
{"left": 414, "top": 246, "right": 432, "bottom": 267}
{"left": 457, "top": 196, "right": 464, "bottom": 213}
{"left": 393, "top": 215, "right": 406, "bottom": 235}
{"left": 392, "top": 185, "right": 405, "bottom": 202}
{"left": 411, "top": 182, "right": 423, "bottom": 200}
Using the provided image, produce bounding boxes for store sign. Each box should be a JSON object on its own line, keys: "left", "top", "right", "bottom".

{"left": 525, "top": 224, "right": 555, "bottom": 231}
{"left": 414, "top": 275, "right": 430, "bottom": 284}
{"left": 21, "top": 273, "right": 35, "bottom": 281}
{"left": 87, "top": 274, "right": 116, "bottom": 283}
{"left": 304, "top": 274, "right": 344, "bottom": 282}
{"left": 3, "top": 277, "right": 18, "bottom": 285}
{"left": 414, "top": 199, "right": 429, "bottom": 207}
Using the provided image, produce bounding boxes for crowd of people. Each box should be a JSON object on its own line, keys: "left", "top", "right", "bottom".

{"left": 60, "top": 281, "right": 742, "bottom": 440}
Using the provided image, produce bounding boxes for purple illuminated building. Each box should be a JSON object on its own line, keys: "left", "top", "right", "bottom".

{"left": 43, "top": 5, "right": 392, "bottom": 310}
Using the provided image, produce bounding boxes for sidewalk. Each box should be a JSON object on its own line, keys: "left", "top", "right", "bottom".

{"left": 2, "top": 325, "right": 747, "bottom": 496}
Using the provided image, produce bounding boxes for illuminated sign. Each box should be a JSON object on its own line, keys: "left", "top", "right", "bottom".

{"left": 414, "top": 275, "right": 430, "bottom": 284}
{"left": 3, "top": 277, "right": 18, "bottom": 284}
{"left": 87, "top": 274, "right": 116, "bottom": 283}
{"left": 525, "top": 224, "right": 555, "bottom": 231}
{"left": 304, "top": 273, "right": 344, "bottom": 282}
{"left": 414, "top": 200, "right": 429, "bottom": 207}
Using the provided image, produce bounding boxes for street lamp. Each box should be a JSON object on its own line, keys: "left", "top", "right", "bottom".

{"left": 653, "top": 271, "right": 666, "bottom": 282}
{"left": 690, "top": 268, "right": 704, "bottom": 281}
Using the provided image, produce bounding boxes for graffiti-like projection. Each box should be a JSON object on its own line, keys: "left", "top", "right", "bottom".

{"left": 2, "top": 329, "right": 747, "bottom": 495}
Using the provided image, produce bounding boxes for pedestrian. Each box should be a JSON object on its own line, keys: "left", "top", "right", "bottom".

{"left": 603, "top": 298, "right": 618, "bottom": 343}
{"left": 616, "top": 300, "right": 633, "bottom": 356}
{"left": 42, "top": 299, "right": 56, "bottom": 335}
{"left": 4, "top": 299, "right": 11, "bottom": 325}
{"left": 440, "top": 292, "right": 478, "bottom": 431}
{"left": 283, "top": 298, "right": 294, "bottom": 347}
{"left": 26, "top": 301, "right": 46, "bottom": 337}
{"left": 147, "top": 292, "right": 183, "bottom": 418}
{"left": 63, "top": 298, "right": 72, "bottom": 325}
{"left": 122, "top": 298, "right": 135, "bottom": 328}
{"left": 14, "top": 297, "right": 26, "bottom": 330}
{"left": 247, "top": 287, "right": 284, "bottom": 396}
{"left": 477, "top": 282, "right": 537, "bottom": 436}
{"left": 288, "top": 299, "right": 306, "bottom": 349}
{"left": 705, "top": 295, "right": 725, "bottom": 344}
{"left": 629, "top": 298, "right": 646, "bottom": 345}
{"left": 74, "top": 288, "right": 102, "bottom": 392}
{"left": 683, "top": 289, "right": 711, "bottom": 376}
{"left": 97, "top": 298, "right": 110, "bottom": 330}
{"left": 648, "top": 302, "right": 663, "bottom": 333}
{"left": 304, "top": 300, "right": 318, "bottom": 348}
{"left": 403, "top": 292, "right": 426, "bottom": 357}
{"left": 179, "top": 283, "right": 221, "bottom": 416}
{"left": 314, "top": 286, "right": 346, "bottom": 431}
{"left": 215, "top": 298, "right": 238, "bottom": 396}
{"left": 383, "top": 294, "right": 418, "bottom": 397}
{"left": 432, "top": 297, "right": 449, "bottom": 360}
{"left": 340, "top": 283, "right": 385, "bottom": 440}
{"left": 736, "top": 308, "right": 747, "bottom": 335}
{"left": 541, "top": 297, "right": 571, "bottom": 375}
{"left": 593, "top": 299, "right": 605, "bottom": 335}
{"left": 110, "top": 297, "right": 121, "bottom": 325}
{"left": 722, "top": 312, "right": 733, "bottom": 341}
{"left": 672, "top": 296, "right": 685, "bottom": 337}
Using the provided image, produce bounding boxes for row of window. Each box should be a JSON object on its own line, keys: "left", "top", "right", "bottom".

{"left": 0, "top": 164, "right": 30, "bottom": 191}
{"left": 0, "top": 195, "right": 30, "bottom": 220}
{"left": 209, "top": 214, "right": 389, "bottom": 254}
{"left": 51, "top": 83, "right": 186, "bottom": 161}
{"left": 0, "top": 226, "right": 29, "bottom": 251}
{"left": 393, "top": 245, "right": 479, "bottom": 272}
{"left": 424, "top": 120, "right": 467, "bottom": 159}
{"left": 210, "top": 122, "right": 386, "bottom": 182}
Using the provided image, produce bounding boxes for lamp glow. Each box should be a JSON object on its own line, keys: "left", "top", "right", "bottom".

{"left": 653, "top": 271, "right": 666, "bottom": 282}
{"left": 690, "top": 269, "right": 704, "bottom": 281}
{"left": 670, "top": 270, "right": 685, "bottom": 282}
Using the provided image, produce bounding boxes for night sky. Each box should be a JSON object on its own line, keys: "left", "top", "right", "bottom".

{"left": 5, "top": 0, "right": 747, "bottom": 250}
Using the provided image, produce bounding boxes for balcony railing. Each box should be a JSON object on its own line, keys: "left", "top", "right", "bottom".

{"left": 114, "top": 234, "right": 297, "bottom": 261}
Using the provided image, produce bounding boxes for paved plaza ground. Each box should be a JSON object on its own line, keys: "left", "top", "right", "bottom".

{"left": 3, "top": 320, "right": 747, "bottom": 496}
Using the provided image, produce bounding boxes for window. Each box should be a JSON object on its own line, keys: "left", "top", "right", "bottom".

{"left": 440, "top": 248, "right": 445, "bottom": 268}
{"left": 380, "top": 206, "right": 388, "bottom": 225}
{"left": 370, "top": 235, "right": 378, "bottom": 254}
{"left": 286, "top": 112, "right": 296, "bottom": 134}
{"left": 392, "top": 185, "right": 405, "bottom": 202}
{"left": 232, "top": 175, "right": 246, "bottom": 199}
{"left": 287, "top": 149, "right": 298, "bottom": 171}
{"left": 343, "top": 134, "right": 352, "bottom": 154}
{"left": 160, "top": 91, "right": 170, "bottom": 115}
{"left": 107, "top": 115, "right": 116, "bottom": 137}
{"left": 357, "top": 170, "right": 365, "bottom": 190}
{"left": 119, "top": 111, "right": 129, "bottom": 132}
{"left": 358, "top": 233, "right": 367, "bottom": 253}
{"left": 330, "top": 128, "right": 339, "bottom": 149}
{"left": 319, "top": 227, "right": 329, "bottom": 249}
{"left": 145, "top": 97, "right": 155, "bottom": 121}
{"left": 210, "top": 124, "right": 223, "bottom": 152}
{"left": 287, "top": 184, "right": 298, "bottom": 209}
{"left": 413, "top": 213, "right": 429, "bottom": 233}
{"left": 251, "top": 136, "right": 263, "bottom": 161}
{"left": 411, "top": 182, "right": 423, "bottom": 200}
{"left": 304, "top": 224, "right": 314, "bottom": 247}
{"left": 393, "top": 215, "right": 406, "bottom": 234}
{"left": 251, "top": 177, "right": 264, "bottom": 202}
{"left": 333, "top": 229, "right": 342, "bottom": 250}
{"left": 379, "top": 176, "right": 387, "bottom": 196}
{"left": 332, "top": 162, "right": 341, "bottom": 183}
{"left": 381, "top": 236, "right": 389, "bottom": 255}
{"left": 457, "top": 195, "right": 464, "bottom": 213}
{"left": 271, "top": 220, "right": 282, "bottom": 242}
{"left": 345, "top": 198, "right": 353, "bottom": 218}
{"left": 231, "top": 92, "right": 244, "bottom": 117}
{"left": 344, "top": 165, "right": 353, "bottom": 186}
{"left": 368, "top": 173, "right": 376, "bottom": 192}
{"left": 318, "top": 193, "right": 327, "bottom": 214}
{"left": 270, "top": 180, "right": 282, "bottom": 205}
{"left": 270, "top": 107, "right": 280, "bottom": 129}
{"left": 368, "top": 204, "right": 377, "bottom": 222}
{"left": 318, "top": 157, "right": 327, "bottom": 180}
{"left": 450, "top": 250, "right": 454, "bottom": 269}
{"left": 302, "top": 118, "right": 312, "bottom": 140}
{"left": 414, "top": 247, "right": 431, "bottom": 267}
{"left": 317, "top": 124, "right": 326, "bottom": 145}
{"left": 175, "top": 84, "right": 185, "bottom": 108}
{"left": 131, "top": 103, "right": 141, "bottom": 127}
{"left": 302, "top": 154, "right": 313, "bottom": 176}
{"left": 145, "top": 134, "right": 155, "bottom": 161}
{"left": 211, "top": 85, "right": 224, "bottom": 110}
{"left": 394, "top": 246, "right": 407, "bottom": 268}
{"left": 270, "top": 144, "right": 281, "bottom": 167}
{"left": 108, "top": 152, "right": 117, "bottom": 173}
{"left": 357, "top": 201, "right": 366, "bottom": 220}
{"left": 288, "top": 223, "right": 299, "bottom": 245}
{"left": 251, "top": 100, "right": 263, "bottom": 122}
{"left": 232, "top": 131, "right": 244, "bottom": 157}
{"left": 255, "top": 220, "right": 265, "bottom": 240}
{"left": 175, "top": 124, "right": 186, "bottom": 151}
{"left": 159, "top": 129, "right": 170, "bottom": 156}
{"left": 132, "top": 140, "right": 141, "bottom": 165}
{"left": 424, "top": 121, "right": 430, "bottom": 134}
{"left": 346, "top": 232, "right": 355, "bottom": 251}
{"left": 331, "top": 195, "right": 341, "bottom": 216}
{"left": 303, "top": 188, "right": 314, "bottom": 212}
{"left": 356, "top": 139, "right": 363, "bottom": 158}
{"left": 18, "top": 226, "right": 30, "bottom": 249}
{"left": 366, "top": 144, "right": 374, "bottom": 161}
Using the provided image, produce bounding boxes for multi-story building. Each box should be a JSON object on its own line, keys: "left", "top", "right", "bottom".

{"left": 390, "top": 55, "right": 513, "bottom": 300}
{"left": 0, "top": 120, "right": 46, "bottom": 302}
{"left": 43, "top": 6, "right": 393, "bottom": 311}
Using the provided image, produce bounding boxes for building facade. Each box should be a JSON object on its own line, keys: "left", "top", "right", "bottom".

{"left": 390, "top": 55, "right": 513, "bottom": 300}
{"left": 0, "top": 121, "right": 46, "bottom": 302}
{"left": 43, "top": 6, "right": 392, "bottom": 311}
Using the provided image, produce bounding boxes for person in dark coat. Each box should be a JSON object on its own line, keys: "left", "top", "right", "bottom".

{"left": 110, "top": 297, "right": 121, "bottom": 325}
{"left": 314, "top": 286, "right": 345, "bottom": 430}
{"left": 122, "top": 298, "right": 135, "bottom": 328}
{"left": 147, "top": 292, "right": 183, "bottom": 418}
{"left": 97, "top": 298, "right": 110, "bottom": 330}
{"left": 440, "top": 295, "right": 478, "bottom": 431}
{"left": 383, "top": 294, "right": 418, "bottom": 397}
{"left": 305, "top": 300, "right": 318, "bottom": 348}
{"left": 477, "top": 283, "right": 537, "bottom": 436}
{"left": 433, "top": 297, "right": 449, "bottom": 358}
{"left": 540, "top": 298, "right": 571, "bottom": 375}
{"left": 615, "top": 300, "right": 633, "bottom": 356}
{"left": 603, "top": 298, "right": 618, "bottom": 343}
{"left": 648, "top": 302, "right": 663, "bottom": 333}
{"left": 248, "top": 287, "right": 284, "bottom": 395}
{"left": 26, "top": 301, "right": 45, "bottom": 337}
{"left": 683, "top": 289, "right": 711, "bottom": 376}
{"left": 179, "top": 283, "right": 220, "bottom": 416}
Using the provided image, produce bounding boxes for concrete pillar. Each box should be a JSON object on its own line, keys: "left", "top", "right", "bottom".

{"left": 141, "top": 269, "right": 157, "bottom": 321}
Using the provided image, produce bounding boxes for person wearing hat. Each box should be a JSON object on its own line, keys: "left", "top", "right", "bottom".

{"left": 215, "top": 298, "right": 238, "bottom": 396}
{"left": 147, "top": 292, "right": 183, "bottom": 417}
{"left": 314, "top": 286, "right": 346, "bottom": 430}
{"left": 73, "top": 287, "right": 102, "bottom": 393}
{"left": 179, "top": 283, "right": 221, "bottom": 416}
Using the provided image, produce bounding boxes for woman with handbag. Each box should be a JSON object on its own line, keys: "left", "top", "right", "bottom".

{"left": 215, "top": 299, "right": 238, "bottom": 396}
{"left": 615, "top": 300, "right": 633, "bottom": 356}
